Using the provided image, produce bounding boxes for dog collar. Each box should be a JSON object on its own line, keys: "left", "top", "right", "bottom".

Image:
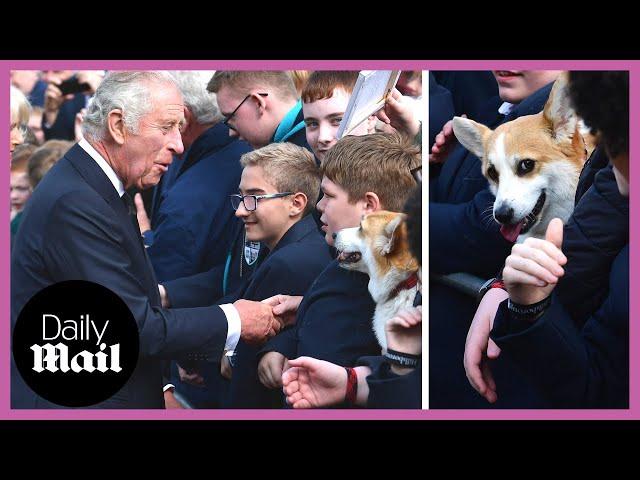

{"left": 389, "top": 272, "right": 420, "bottom": 301}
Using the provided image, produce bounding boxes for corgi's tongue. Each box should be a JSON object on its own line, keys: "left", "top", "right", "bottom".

{"left": 500, "top": 221, "right": 524, "bottom": 243}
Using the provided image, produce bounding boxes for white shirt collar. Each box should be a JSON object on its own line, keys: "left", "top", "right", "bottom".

{"left": 498, "top": 102, "right": 514, "bottom": 115}
{"left": 78, "top": 137, "right": 125, "bottom": 197}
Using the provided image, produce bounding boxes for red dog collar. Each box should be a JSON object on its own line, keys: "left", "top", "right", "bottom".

{"left": 388, "top": 272, "right": 420, "bottom": 301}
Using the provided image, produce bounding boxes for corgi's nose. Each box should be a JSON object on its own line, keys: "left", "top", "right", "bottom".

{"left": 495, "top": 206, "right": 514, "bottom": 224}
{"left": 332, "top": 233, "right": 337, "bottom": 240}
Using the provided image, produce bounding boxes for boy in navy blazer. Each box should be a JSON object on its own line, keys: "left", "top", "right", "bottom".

{"left": 258, "top": 132, "right": 421, "bottom": 406}
{"left": 186, "top": 142, "right": 332, "bottom": 408}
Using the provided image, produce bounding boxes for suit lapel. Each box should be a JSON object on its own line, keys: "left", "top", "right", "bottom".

{"left": 65, "top": 144, "right": 161, "bottom": 304}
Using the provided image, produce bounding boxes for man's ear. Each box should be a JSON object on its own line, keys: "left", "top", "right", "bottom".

{"left": 363, "top": 191, "right": 381, "bottom": 214}
{"left": 452, "top": 116, "right": 492, "bottom": 158}
{"left": 542, "top": 71, "right": 577, "bottom": 143}
{"left": 252, "top": 92, "right": 268, "bottom": 114}
{"left": 107, "top": 108, "right": 126, "bottom": 145}
{"left": 289, "top": 192, "right": 308, "bottom": 217}
{"left": 381, "top": 213, "right": 406, "bottom": 256}
{"left": 181, "top": 107, "right": 192, "bottom": 133}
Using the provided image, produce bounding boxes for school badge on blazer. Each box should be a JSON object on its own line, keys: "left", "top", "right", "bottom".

{"left": 244, "top": 241, "right": 261, "bottom": 266}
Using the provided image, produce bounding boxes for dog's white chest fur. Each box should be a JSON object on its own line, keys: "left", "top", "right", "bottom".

{"left": 369, "top": 281, "right": 419, "bottom": 351}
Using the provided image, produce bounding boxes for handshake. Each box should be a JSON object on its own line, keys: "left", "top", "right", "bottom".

{"left": 233, "top": 294, "right": 303, "bottom": 346}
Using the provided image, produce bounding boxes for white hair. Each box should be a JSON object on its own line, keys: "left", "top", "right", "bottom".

{"left": 169, "top": 71, "right": 222, "bottom": 125}
{"left": 81, "top": 71, "right": 180, "bottom": 142}
{"left": 10, "top": 85, "right": 31, "bottom": 124}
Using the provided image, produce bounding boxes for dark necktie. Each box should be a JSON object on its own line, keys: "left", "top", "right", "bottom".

{"left": 121, "top": 192, "right": 145, "bottom": 250}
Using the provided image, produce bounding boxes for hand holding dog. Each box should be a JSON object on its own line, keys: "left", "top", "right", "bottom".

{"left": 385, "top": 306, "right": 422, "bottom": 356}
{"left": 464, "top": 288, "right": 508, "bottom": 403}
{"left": 503, "top": 218, "right": 567, "bottom": 305}
{"left": 258, "top": 351, "right": 288, "bottom": 389}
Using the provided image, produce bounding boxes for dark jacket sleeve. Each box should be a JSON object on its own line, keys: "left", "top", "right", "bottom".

{"left": 162, "top": 263, "right": 226, "bottom": 308}
{"left": 357, "top": 356, "right": 422, "bottom": 409}
{"left": 262, "top": 326, "right": 298, "bottom": 359}
{"left": 42, "top": 190, "right": 229, "bottom": 360}
{"left": 430, "top": 188, "right": 512, "bottom": 277}
{"left": 490, "top": 246, "right": 629, "bottom": 408}
{"left": 248, "top": 257, "right": 318, "bottom": 360}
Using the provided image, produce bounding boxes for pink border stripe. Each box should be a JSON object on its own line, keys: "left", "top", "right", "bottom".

{"left": 2, "top": 59, "right": 637, "bottom": 420}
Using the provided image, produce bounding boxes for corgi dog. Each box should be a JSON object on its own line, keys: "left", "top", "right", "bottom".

{"left": 452, "top": 72, "right": 596, "bottom": 242}
{"left": 334, "top": 211, "right": 420, "bottom": 351}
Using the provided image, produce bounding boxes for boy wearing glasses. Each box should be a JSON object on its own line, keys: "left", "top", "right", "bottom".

{"left": 219, "top": 142, "right": 332, "bottom": 408}
{"left": 207, "top": 71, "right": 310, "bottom": 151}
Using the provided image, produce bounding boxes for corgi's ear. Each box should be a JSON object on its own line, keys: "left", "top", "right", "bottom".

{"left": 452, "top": 116, "right": 492, "bottom": 159}
{"left": 381, "top": 214, "right": 406, "bottom": 256}
{"left": 543, "top": 72, "right": 578, "bottom": 142}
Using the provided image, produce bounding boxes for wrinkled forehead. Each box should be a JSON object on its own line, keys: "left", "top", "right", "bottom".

{"left": 146, "top": 81, "right": 184, "bottom": 116}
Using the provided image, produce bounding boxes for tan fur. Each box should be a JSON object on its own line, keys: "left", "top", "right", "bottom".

{"left": 334, "top": 210, "right": 421, "bottom": 350}
{"left": 483, "top": 113, "right": 588, "bottom": 178}
{"left": 360, "top": 212, "right": 419, "bottom": 276}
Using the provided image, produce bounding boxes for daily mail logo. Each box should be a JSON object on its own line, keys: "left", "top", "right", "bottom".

{"left": 30, "top": 314, "right": 122, "bottom": 374}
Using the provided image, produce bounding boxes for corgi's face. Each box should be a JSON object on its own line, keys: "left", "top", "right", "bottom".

{"left": 453, "top": 72, "right": 593, "bottom": 242}
{"left": 334, "top": 211, "right": 418, "bottom": 279}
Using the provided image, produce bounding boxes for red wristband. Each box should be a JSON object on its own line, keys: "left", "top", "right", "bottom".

{"left": 344, "top": 367, "right": 358, "bottom": 406}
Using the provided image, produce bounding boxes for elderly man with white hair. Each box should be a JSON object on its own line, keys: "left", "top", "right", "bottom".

{"left": 11, "top": 71, "right": 281, "bottom": 409}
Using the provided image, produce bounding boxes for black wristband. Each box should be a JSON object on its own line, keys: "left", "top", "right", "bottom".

{"left": 507, "top": 296, "right": 552, "bottom": 319}
{"left": 384, "top": 348, "right": 421, "bottom": 368}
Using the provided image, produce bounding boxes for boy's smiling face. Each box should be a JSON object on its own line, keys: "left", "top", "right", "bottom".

{"left": 235, "top": 165, "right": 296, "bottom": 250}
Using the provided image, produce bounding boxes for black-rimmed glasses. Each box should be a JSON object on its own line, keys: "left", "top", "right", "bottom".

{"left": 223, "top": 92, "right": 268, "bottom": 129}
{"left": 230, "top": 192, "right": 293, "bottom": 211}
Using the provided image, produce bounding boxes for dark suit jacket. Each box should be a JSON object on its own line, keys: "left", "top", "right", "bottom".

{"left": 11, "top": 144, "right": 230, "bottom": 409}
{"left": 146, "top": 124, "right": 251, "bottom": 282}
{"left": 225, "top": 214, "right": 332, "bottom": 407}
{"left": 162, "top": 220, "right": 266, "bottom": 308}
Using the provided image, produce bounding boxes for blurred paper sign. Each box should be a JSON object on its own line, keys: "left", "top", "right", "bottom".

{"left": 336, "top": 70, "right": 400, "bottom": 138}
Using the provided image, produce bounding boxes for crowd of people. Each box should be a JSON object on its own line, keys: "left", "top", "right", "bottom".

{"left": 9, "top": 70, "right": 424, "bottom": 409}
{"left": 11, "top": 67, "right": 628, "bottom": 411}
